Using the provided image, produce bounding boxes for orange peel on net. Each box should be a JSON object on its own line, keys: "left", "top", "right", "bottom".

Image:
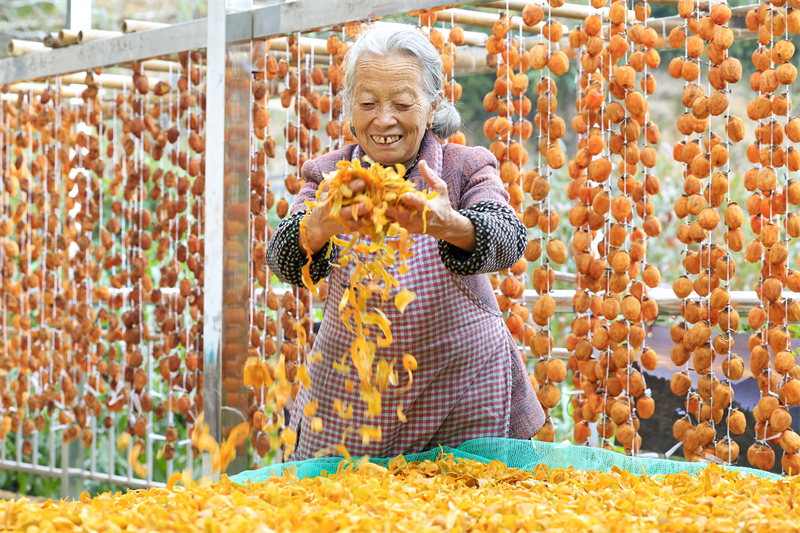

{"left": 296, "top": 159, "right": 433, "bottom": 458}
{"left": 2, "top": 461, "right": 796, "bottom": 532}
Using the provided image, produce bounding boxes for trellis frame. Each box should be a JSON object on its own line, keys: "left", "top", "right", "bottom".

{"left": 0, "top": 0, "right": 477, "bottom": 496}
{"left": 0, "top": 0, "right": 777, "bottom": 496}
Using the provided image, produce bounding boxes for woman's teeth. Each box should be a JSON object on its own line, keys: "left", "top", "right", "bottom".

{"left": 373, "top": 135, "right": 401, "bottom": 144}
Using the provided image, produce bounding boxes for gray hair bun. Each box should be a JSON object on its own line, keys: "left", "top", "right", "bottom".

{"left": 431, "top": 100, "right": 461, "bottom": 140}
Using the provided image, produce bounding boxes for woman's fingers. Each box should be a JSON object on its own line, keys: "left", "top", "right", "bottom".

{"left": 349, "top": 178, "right": 366, "bottom": 194}
{"left": 343, "top": 201, "right": 370, "bottom": 221}
{"left": 384, "top": 205, "right": 415, "bottom": 226}
{"left": 400, "top": 191, "right": 426, "bottom": 211}
{"left": 319, "top": 180, "right": 330, "bottom": 196}
{"left": 387, "top": 203, "right": 427, "bottom": 230}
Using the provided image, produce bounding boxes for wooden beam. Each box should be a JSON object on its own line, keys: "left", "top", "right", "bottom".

{"left": 8, "top": 40, "right": 50, "bottom": 56}
{"left": 121, "top": 20, "right": 170, "bottom": 33}
{"left": 436, "top": 7, "right": 548, "bottom": 34}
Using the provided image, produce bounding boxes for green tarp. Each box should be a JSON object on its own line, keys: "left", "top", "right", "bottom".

{"left": 230, "top": 438, "right": 783, "bottom": 484}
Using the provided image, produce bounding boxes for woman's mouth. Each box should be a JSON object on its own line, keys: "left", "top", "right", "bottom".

{"left": 372, "top": 135, "right": 402, "bottom": 145}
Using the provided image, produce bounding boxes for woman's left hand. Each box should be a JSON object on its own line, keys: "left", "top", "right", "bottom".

{"left": 385, "top": 160, "right": 477, "bottom": 252}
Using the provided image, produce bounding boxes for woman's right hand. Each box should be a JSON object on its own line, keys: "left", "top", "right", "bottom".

{"left": 301, "top": 178, "right": 367, "bottom": 255}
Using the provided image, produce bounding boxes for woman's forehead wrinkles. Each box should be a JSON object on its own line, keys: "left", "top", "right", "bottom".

{"left": 353, "top": 84, "right": 418, "bottom": 99}
{"left": 353, "top": 56, "right": 423, "bottom": 92}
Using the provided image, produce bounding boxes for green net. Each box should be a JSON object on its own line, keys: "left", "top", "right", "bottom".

{"left": 230, "top": 438, "right": 783, "bottom": 484}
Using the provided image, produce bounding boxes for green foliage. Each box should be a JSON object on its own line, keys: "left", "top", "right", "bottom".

{"left": 0, "top": 0, "right": 65, "bottom": 56}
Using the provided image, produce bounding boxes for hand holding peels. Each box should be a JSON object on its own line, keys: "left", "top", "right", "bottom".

{"left": 385, "top": 161, "right": 477, "bottom": 253}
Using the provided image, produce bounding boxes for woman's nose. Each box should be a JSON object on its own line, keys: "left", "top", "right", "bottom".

{"left": 374, "top": 105, "right": 398, "bottom": 127}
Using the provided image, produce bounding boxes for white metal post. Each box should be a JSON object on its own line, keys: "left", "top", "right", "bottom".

{"left": 202, "top": 0, "right": 227, "bottom": 480}
{"left": 67, "top": 0, "right": 92, "bottom": 31}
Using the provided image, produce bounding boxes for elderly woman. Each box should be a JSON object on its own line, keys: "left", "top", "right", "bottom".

{"left": 266, "top": 23, "right": 544, "bottom": 461}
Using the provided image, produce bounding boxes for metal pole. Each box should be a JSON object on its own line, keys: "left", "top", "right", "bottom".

{"left": 219, "top": 10, "right": 253, "bottom": 479}
{"left": 202, "top": 0, "right": 227, "bottom": 480}
{"left": 203, "top": 0, "right": 251, "bottom": 480}
{"left": 67, "top": 0, "right": 92, "bottom": 31}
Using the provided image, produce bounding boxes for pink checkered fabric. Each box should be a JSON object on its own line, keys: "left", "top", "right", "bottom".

{"left": 287, "top": 132, "right": 544, "bottom": 460}
{"left": 289, "top": 231, "right": 519, "bottom": 460}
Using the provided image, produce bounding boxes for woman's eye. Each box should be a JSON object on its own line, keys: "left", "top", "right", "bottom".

{"left": 359, "top": 102, "right": 375, "bottom": 109}
{"left": 396, "top": 103, "right": 412, "bottom": 110}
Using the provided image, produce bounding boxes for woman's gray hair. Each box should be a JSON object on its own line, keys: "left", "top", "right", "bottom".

{"left": 341, "top": 22, "right": 461, "bottom": 140}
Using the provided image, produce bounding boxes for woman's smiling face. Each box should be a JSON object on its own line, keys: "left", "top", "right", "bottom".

{"left": 350, "top": 54, "right": 436, "bottom": 169}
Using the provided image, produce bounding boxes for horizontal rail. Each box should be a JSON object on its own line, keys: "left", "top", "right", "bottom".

{"left": 0, "top": 0, "right": 467, "bottom": 85}
{"left": 0, "top": 17, "right": 207, "bottom": 85}
{"left": 0, "top": 458, "right": 166, "bottom": 490}
{"left": 265, "top": 282, "right": 783, "bottom": 316}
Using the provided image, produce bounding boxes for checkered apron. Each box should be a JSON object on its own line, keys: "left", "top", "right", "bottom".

{"left": 286, "top": 147, "right": 520, "bottom": 461}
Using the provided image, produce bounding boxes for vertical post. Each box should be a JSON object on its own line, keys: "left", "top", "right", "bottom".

{"left": 62, "top": 4, "right": 89, "bottom": 492}
{"left": 220, "top": 36, "right": 252, "bottom": 476}
{"left": 203, "top": 0, "right": 251, "bottom": 479}
{"left": 60, "top": 434, "right": 83, "bottom": 500}
{"left": 66, "top": 0, "right": 92, "bottom": 31}
{"left": 202, "top": 0, "right": 226, "bottom": 480}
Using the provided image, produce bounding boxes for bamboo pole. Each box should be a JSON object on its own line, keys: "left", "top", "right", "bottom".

{"left": 453, "top": 44, "right": 489, "bottom": 74}
{"left": 436, "top": 8, "right": 547, "bottom": 34}
{"left": 4, "top": 82, "right": 82, "bottom": 99}
{"left": 267, "top": 36, "right": 330, "bottom": 57}
{"left": 417, "top": 23, "right": 488, "bottom": 47}
{"left": 453, "top": 37, "right": 573, "bottom": 73}
{"left": 58, "top": 29, "right": 81, "bottom": 45}
{"left": 140, "top": 59, "right": 187, "bottom": 73}
{"left": 57, "top": 72, "right": 164, "bottom": 90}
{"left": 121, "top": 19, "right": 170, "bottom": 33}
{"left": 646, "top": 15, "right": 755, "bottom": 40}
{"left": 478, "top": 0, "right": 637, "bottom": 22}
{"left": 8, "top": 40, "right": 50, "bottom": 56}
{"left": 647, "top": 0, "right": 710, "bottom": 8}
{"left": 4, "top": 75, "right": 167, "bottom": 106}
{"left": 265, "top": 25, "right": 488, "bottom": 62}
{"left": 80, "top": 29, "right": 124, "bottom": 43}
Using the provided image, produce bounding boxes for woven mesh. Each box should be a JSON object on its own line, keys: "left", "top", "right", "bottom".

{"left": 230, "top": 438, "right": 782, "bottom": 484}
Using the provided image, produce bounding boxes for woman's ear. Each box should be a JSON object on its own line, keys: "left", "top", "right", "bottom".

{"left": 427, "top": 95, "right": 441, "bottom": 125}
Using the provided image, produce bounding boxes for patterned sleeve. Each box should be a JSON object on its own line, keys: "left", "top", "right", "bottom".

{"left": 265, "top": 211, "right": 337, "bottom": 286}
{"left": 456, "top": 145, "right": 510, "bottom": 208}
{"left": 264, "top": 158, "right": 337, "bottom": 286}
{"left": 437, "top": 145, "right": 525, "bottom": 276}
{"left": 438, "top": 200, "right": 527, "bottom": 276}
